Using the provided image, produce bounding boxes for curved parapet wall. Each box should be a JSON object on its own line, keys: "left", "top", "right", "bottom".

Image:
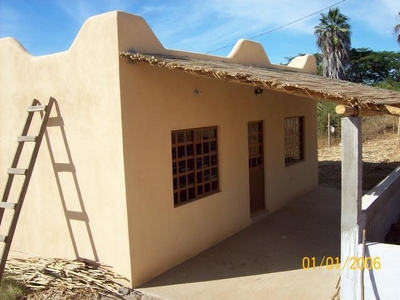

{"left": 0, "top": 11, "right": 315, "bottom": 74}
{"left": 227, "top": 39, "right": 272, "bottom": 67}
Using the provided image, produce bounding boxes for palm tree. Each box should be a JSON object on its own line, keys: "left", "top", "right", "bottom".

{"left": 394, "top": 12, "right": 400, "bottom": 45}
{"left": 314, "top": 7, "right": 351, "bottom": 79}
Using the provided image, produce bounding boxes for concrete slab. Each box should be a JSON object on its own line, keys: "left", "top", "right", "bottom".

{"left": 359, "top": 242, "right": 400, "bottom": 300}
{"left": 137, "top": 187, "right": 341, "bottom": 300}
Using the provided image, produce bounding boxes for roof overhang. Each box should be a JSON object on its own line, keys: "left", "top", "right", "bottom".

{"left": 120, "top": 52, "right": 400, "bottom": 117}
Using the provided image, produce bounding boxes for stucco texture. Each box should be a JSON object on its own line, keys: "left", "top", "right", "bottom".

{"left": 0, "top": 11, "right": 318, "bottom": 287}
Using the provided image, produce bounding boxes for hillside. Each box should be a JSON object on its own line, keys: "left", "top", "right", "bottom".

{"left": 318, "top": 133, "right": 400, "bottom": 190}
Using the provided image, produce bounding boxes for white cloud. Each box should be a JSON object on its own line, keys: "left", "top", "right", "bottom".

{"left": 55, "top": 0, "right": 133, "bottom": 25}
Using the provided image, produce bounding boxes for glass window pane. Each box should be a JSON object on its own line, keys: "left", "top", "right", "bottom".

{"left": 197, "top": 172, "right": 203, "bottom": 183}
{"left": 178, "top": 146, "right": 185, "bottom": 158}
{"left": 204, "top": 170, "right": 210, "bottom": 181}
{"left": 196, "top": 157, "right": 202, "bottom": 169}
{"left": 177, "top": 132, "right": 185, "bottom": 143}
{"left": 172, "top": 147, "right": 176, "bottom": 159}
{"left": 211, "top": 154, "right": 217, "bottom": 166}
{"left": 196, "top": 143, "right": 202, "bottom": 155}
{"left": 179, "top": 175, "right": 186, "bottom": 187}
{"left": 197, "top": 186, "right": 203, "bottom": 195}
{"left": 171, "top": 133, "right": 176, "bottom": 144}
{"left": 186, "top": 131, "right": 193, "bottom": 142}
{"left": 203, "top": 142, "right": 209, "bottom": 154}
{"left": 187, "top": 159, "right": 194, "bottom": 171}
{"left": 204, "top": 156, "right": 210, "bottom": 167}
{"left": 180, "top": 190, "right": 187, "bottom": 203}
{"left": 188, "top": 187, "right": 195, "bottom": 200}
{"left": 212, "top": 181, "right": 218, "bottom": 190}
{"left": 172, "top": 162, "right": 177, "bottom": 175}
{"left": 188, "top": 173, "right": 194, "bottom": 185}
{"left": 203, "top": 130, "right": 209, "bottom": 140}
{"left": 187, "top": 144, "right": 194, "bottom": 156}
{"left": 174, "top": 193, "right": 178, "bottom": 205}
{"left": 178, "top": 161, "right": 186, "bottom": 173}
{"left": 210, "top": 141, "right": 217, "bottom": 151}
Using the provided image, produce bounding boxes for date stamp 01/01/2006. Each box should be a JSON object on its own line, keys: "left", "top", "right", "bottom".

{"left": 302, "top": 256, "right": 381, "bottom": 270}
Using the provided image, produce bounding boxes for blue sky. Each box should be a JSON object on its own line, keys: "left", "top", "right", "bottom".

{"left": 0, "top": 0, "right": 399, "bottom": 64}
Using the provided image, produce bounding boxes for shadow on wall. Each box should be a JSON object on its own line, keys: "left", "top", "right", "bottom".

{"left": 43, "top": 99, "right": 99, "bottom": 262}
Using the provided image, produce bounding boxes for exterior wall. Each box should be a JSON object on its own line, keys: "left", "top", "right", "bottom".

{"left": 119, "top": 64, "right": 317, "bottom": 286}
{"left": 362, "top": 166, "right": 400, "bottom": 242}
{"left": 0, "top": 13, "right": 132, "bottom": 281}
{"left": 118, "top": 12, "right": 318, "bottom": 284}
{"left": 0, "top": 11, "right": 318, "bottom": 288}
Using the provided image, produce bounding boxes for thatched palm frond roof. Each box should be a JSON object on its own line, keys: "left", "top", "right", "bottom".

{"left": 120, "top": 52, "right": 400, "bottom": 116}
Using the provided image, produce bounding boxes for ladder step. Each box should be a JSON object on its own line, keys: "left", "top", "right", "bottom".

{"left": 17, "top": 136, "right": 37, "bottom": 142}
{"left": 27, "top": 105, "right": 46, "bottom": 112}
{"left": 0, "top": 235, "right": 7, "bottom": 243}
{"left": 0, "top": 202, "right": 16, "bottom": 209}
{"left": 7, "top": 168, "right": 27, "bottom": 175}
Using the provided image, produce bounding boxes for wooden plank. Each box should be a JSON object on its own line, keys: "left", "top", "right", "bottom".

{"left": 17, "top": 136, "right": 37, "bottom": 142}
{"left": 0, "top": 235, "right": 7, "bottom": 243}
{"left": 0, "top": 202, "right": 16, "bottom": 209}
{"left": 27, "top": 105, "right": 46, "bottom": 112}
{"left": 7, "top": 168, "right": 27, "bottom": 175}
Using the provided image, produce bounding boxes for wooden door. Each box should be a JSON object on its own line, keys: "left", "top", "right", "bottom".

{"left": 248, "top": 121, "right": 265, "bottom": 213}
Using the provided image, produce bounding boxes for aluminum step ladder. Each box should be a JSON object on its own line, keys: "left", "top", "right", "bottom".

{"left": 0, "top": 97, "right": 54, "bottom": 281}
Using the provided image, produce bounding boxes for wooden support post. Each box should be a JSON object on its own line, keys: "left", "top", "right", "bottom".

{"left": 341, "top": 116, "right": 363, "bottom": 300}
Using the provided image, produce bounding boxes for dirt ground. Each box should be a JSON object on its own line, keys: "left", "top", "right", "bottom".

{"left": 319, "top": 133, "right": 400, "bottom": 247}
{"left": 318, "top": 133, "right": 400, "bottom": 190}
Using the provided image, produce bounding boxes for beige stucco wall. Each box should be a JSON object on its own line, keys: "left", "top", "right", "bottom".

{"left": 0, "top": 12, "right": 132, "bottom": 281}
{"left": 0, "top": 11, "right": 317, "bottom": 288}
{"left": 117, "top": 12, "right": 317, "bottom": 286}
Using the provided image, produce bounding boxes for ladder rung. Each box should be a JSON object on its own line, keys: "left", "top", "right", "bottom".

{"left": 27, "top": 105, "right": 46, "bottom": 112}
{"left": 0, "top": 235, "right": 7, "bottom": 243}
{"left": 0, "top": 202, "right": 16, "bottom": 209}
{"left": 7, "top": 168, "right": 27, "bottom": 175}
{"left": 18, "top": 136, "right": 37, "bottom": 142}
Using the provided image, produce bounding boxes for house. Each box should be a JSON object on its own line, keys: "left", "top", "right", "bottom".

{"left": 1, "top": 11, "right": 400, "bottom": 292}
{"left": 0, "top": 11, "right": 318, "bottom": 287}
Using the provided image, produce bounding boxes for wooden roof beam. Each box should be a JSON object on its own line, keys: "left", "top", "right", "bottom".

{"left": 336, "top": 104, "right": 400, "bottom": 117}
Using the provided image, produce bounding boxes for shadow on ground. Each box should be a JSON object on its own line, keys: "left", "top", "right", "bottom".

{"left": 319, "top": 161, "right": 400, "bottom": 190}
{"left": 140, "top": 187, "right": 341, "bottom": 288}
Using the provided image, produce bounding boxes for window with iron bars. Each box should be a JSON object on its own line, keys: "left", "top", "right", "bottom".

{"left": 284, "top": 116, "right": 304, "bottom": 166}
{"left": 172, "top": 126, "right": 219, "bottom": 206}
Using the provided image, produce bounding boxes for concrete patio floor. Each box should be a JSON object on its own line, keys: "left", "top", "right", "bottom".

{"left": 137, "top": 187, "right": 342, "bottom": 300}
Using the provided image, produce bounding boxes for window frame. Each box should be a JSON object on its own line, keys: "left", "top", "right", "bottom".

{"left": 171, "top": 126, "right": 219, "bottom": 207}
{"left": 284, "top": 116, "right": 305, "bottom": 166}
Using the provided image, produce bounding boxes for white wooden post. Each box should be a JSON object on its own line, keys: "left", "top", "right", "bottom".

{"left": 341, "top": 116, "right": 363, "bottom": 300}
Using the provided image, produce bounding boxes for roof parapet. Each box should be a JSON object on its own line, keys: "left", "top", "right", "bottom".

{"left": 287, "top": 55, "right": 316, "bottom": 74}
{"left": 227, "top": 39, "right": 272, "bottom": 68}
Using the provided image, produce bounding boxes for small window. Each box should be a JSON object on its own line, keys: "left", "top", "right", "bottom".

{"left": 172, "top": 126, "right": 219, "bottom": 206}
{"left": 285, "top": 116, "right": 304, "bottom": 166}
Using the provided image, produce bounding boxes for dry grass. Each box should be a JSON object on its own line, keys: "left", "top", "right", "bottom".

{"left": 0, "top": 277, "right": 26, "bottom": 300}
{"left": 319, "top": 133, "right": 400, "bottom": 190}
